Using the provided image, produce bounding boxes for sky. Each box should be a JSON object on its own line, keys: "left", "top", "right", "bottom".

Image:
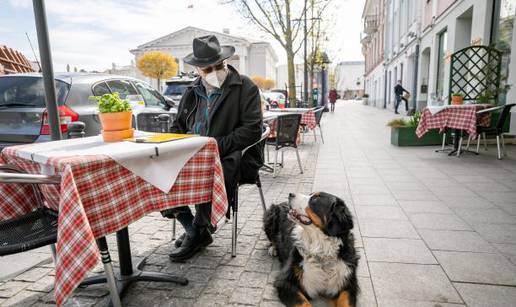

{"left": 0, "top": 0, "right": 365, "bottom": 72}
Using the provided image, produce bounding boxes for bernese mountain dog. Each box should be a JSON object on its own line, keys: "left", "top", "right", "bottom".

{"left": 263, "top": 192, "right": 359, "bottom": 307}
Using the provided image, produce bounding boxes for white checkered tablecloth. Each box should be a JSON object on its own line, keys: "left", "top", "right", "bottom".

{"left": 0, "top": 138, "right": 228, "bottom": 306}
{"left": 416, "top": 104, "right": 492, "bottom": 138}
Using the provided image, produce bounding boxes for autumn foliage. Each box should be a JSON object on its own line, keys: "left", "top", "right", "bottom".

{"left": 251, "top": 76, "right": 276, "bottom": 90}
{"left": 137, "top": 51, "right": 178, "bottom": 90}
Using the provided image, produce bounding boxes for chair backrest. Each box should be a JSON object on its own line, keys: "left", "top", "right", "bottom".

{"left": 242, "top": 125, "right": 271, "bottom": 156}
{"left": 275, "top": 114, "right": 302, "bottom": 147}
{"left": 314, "top": 107, "right": 324, "bottom": 125}
{"left": 496, "top": 103, "right": 516, "bottom": 132}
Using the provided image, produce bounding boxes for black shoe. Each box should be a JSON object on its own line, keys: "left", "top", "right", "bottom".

{"left": 174, "top": 232, "right": 186, "bottom": 248}
{"left": 169, "top": 227, "right": 213, "bottom": 262}
{"left": 175, "top": 225, "right": 216, "bottom": 248}
{"left": 395, "top": 111, "right": 400, "bottom": 114}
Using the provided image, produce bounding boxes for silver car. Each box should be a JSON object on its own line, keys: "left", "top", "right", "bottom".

{"left": 0, "top": 73, "right": 177, "bottom": 150}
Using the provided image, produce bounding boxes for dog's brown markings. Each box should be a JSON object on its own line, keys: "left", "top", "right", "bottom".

{"left": 329, "top": 291, "right": 352, "bottom": 307}
{"left": 293, "top": 265, "right": 304, "bottom": 281}
{"left": 293, "top": 293, "right": 312, "bottom": 307}
{"left": 305, "top": 207, "right": 324, "bottom": 229}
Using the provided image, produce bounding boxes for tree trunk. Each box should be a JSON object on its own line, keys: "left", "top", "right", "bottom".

{"left": 157, "top": 77, "right": 161, "bottom": 92}
{"left": 286, "top": 49, "right": 297, "bottom": 108}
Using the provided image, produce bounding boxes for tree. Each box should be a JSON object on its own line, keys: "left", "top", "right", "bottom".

{"left": 137, "top": 51, "right": 178, "bottom": 91}
{"left": 263, "top": 79, "right": 275, "bottom": 90}
{"left": 251, "top": 75, "right": 266, "bottom": 89}
{"left": 226, "top": 0, "right": 332, "bottom": 107}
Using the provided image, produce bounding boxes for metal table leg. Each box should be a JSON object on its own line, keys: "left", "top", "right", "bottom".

{"left": 80, "top": 227, "right": 188, "bottom": 305}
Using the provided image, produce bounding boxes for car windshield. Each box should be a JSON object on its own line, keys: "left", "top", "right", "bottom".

{"left": 164, "top": 83, "right": 190, "bottom": 96}
{"left": 264, "top": 93, "right": 284, "bottom": 100}
{"left": 0, "top": 76, "right": 69, "bottom": 108}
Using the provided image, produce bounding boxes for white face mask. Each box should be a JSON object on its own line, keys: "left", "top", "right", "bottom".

{"left": 203, "top": 69, "right": 227, "bottom": 88}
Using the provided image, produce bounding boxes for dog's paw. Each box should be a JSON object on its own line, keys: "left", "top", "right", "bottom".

{"left": 268, "top": 246, "right": 278, "bottom": 257}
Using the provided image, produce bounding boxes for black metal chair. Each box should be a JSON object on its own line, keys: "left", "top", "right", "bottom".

{"left": 473, "top": 103, "right": 515, "bottom": 159}
{"left": 265, "top": 114, "right": 303, "bottom": 178}
{"left": 313, "top": 107, "right": 325, "bottom": 143}
{"left": 170, "top": 126, "right": 271, "bottom": 257}
{"left": 229, "top": 125, "right": 270, "bottom": 257}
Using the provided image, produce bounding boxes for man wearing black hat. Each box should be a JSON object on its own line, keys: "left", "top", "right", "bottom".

{"left": 162, "top": 35, "right": 263, "bottom": 261}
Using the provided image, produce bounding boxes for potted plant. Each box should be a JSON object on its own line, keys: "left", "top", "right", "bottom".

{"left": 362, "top": 93, "right": 369, "bottom": 106}
{"left": 388, "top": 112, "right": 447, "bottom": 146}
{"left": 90, "top": 92, "right": 134, "bottom": 142}
{"left": 451, "top": 92, "right": 464, "bottom": 105}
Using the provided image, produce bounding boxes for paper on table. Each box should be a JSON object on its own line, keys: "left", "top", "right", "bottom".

{"left": 14, "top": 133, "right": 209, "bottom": 193}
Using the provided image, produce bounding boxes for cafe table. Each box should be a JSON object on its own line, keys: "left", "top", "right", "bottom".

{"left": 267, "top": 107, "right": 317, "bottom": 130}
{"left": 416, "top": 104, "right": 492, "bottom": 156}
{"left": 0, "top": 133, "right": 228, "bottom": 306}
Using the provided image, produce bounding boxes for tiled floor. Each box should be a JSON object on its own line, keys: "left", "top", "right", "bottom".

{"left": 1, "top": 100, "right": 516, "bottom": 306}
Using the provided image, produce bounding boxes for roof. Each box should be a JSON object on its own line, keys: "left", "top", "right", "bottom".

{"left": 0, "top": 45, "right": 36, "bottom": 74}
{"left": 133, "top": 26, "right": 253, "bottom": 51}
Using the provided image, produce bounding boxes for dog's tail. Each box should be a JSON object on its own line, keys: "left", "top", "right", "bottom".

{"left": 263, "top": 203, "right": 284, "bottom": 242}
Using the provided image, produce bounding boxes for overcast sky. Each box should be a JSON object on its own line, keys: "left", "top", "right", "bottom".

{"left": 0, "top": 0, "right": 365, "bottom": 72}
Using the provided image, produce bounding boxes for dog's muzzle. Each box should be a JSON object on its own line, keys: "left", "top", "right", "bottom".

{"left": 288, "top": 209, "right": 312, "bottom": 225}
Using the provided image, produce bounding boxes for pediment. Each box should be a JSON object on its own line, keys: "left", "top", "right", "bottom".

{"left": 137, "top": 26, "right": 250, "bottom": 49}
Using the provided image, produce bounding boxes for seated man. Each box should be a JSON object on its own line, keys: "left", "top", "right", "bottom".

{"left": 162, "top": 35, "right": 263, "bottom": 262}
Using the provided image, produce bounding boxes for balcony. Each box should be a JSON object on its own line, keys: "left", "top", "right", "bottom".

{"left": 364, "top": 15, "right": 378, "bottom": 34}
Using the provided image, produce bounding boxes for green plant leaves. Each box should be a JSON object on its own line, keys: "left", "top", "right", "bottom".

{"left": 90, "top": 92, "right": 132, "bottom": 113}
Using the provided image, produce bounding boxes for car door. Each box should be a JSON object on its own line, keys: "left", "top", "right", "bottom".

{"left": 132, "top": 81, "right": 177, "bottom": 132}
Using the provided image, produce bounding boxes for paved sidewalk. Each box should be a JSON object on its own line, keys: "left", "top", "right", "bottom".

{"left": 1, "top": 100, "right": 516, "bottom": 306}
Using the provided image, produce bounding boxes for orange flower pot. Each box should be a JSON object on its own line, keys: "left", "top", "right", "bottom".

{"left": 99, "top": 111, "right": 133, "bottom": 131}
{"left": 102, "top": 128, "right": 134, "bottom": 142}
{"left": 451, "top": 95, "right": 463, "bottom": 105}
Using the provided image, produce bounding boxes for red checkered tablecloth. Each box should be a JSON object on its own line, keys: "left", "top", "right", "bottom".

{"left": 0, "top": 138, "right": 228, "bottom": 306}
{"left": 416, "top": 104, "right": 492, "bottom": 138}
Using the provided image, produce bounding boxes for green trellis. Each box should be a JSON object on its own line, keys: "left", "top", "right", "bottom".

{"left": 448, "top": 45, "right": 502, "bottom": 104}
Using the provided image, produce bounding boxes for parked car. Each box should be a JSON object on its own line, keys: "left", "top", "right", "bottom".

{"left": 263, "top": 92, "right": 286, "bottom": 109}
{"left": 163, "top": 75, "right": 197, "bottom": 107}
{"left": 0, "top": 73, "right": 176, "bottom": 150}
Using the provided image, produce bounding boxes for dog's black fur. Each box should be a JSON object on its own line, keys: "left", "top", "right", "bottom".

{"left": 263, "top": 192, "right": 359, "bottom": 307}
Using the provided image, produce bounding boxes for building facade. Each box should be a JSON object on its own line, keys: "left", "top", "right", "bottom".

{"left": 362, "top": 0, "right": 516, "bottom": 131}
{"left": 361, "top": 0, "right": 386, "bottom": 108}
{"left": 334, "top": 61, "right": 365, "bottom": 99}
{"left": 130, "top": 27, "right": 278, "bottom": 90}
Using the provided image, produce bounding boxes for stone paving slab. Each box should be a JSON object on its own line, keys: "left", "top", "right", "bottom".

{"left": 1, "top": 101, "right": 516, "bottom": 306}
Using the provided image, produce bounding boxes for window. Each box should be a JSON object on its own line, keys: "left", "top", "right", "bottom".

{"left": 105, "top": 79, "right": 137, "bottom": 99}
{"left": 92, "top": 82, "right": 110, "bottom": 96}
{"left": 400, "top": 63, "right": 404, "bottom": 83}
{"left": 491, "top": 0, "right": 516, "bottom": 105}
{"left": 0, "top": 77, "right": 69, "bottom": 107}
{"left": 134, "top": 82, "right": 165, "bottom": 107}
{"left": 436, "top": 30, "right": 448, "bottom": 97}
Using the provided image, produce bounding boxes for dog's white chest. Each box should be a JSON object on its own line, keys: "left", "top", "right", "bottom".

{"left": 301, "top": 258, "right": 351, "bottom": 297}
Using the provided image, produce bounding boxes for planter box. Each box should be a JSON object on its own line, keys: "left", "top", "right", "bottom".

{"left": 391, "top": 127, "right": 445, "bottom": 146}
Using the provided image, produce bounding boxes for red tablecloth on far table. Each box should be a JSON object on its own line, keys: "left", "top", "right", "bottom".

{"left": 0, "top": 138, "right": 228, "bottom": 306}
{"left": 416, "top": 104, "right": 492, "bottom": 138}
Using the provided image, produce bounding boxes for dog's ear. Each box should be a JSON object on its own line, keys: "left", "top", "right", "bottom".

{"left": 326, "top": 198, "right": 353, "bottom": 237}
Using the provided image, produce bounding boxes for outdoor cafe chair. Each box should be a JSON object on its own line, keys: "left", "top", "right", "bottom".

{"left": 265, "top": 114, "right": 303, "bottom": 178}
{"left": 471, "top": 103, "right": 516, "bottom": 159}
{"left": 313, "top": 106, "right": 325, "bottom": 144}
{"left": 170, "top": 125, "right": 271, "bottom": 257}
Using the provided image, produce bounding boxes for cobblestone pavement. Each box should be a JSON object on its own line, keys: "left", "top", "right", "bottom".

{"left": 1, "top": 100, "right": 516, "bottom": 306}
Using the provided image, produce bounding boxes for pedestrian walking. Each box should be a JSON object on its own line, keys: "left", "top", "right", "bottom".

{"left": 394, "top": 80, "right": 410, "bottom": 114}
{"left": 329, "top": 88, "right": 338, "bottom": 112}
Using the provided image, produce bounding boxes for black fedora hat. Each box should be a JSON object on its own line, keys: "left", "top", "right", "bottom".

{"left": 184, "top": 35, "right": 235, "bottom": 67}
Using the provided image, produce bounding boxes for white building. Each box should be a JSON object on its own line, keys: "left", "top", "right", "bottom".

{"left": 130, "top": 26, "right": 278, "bottom": 90}
{"left": 276, "top": 63, "right": 304, "bottom": 93}
{"left": 383, "top": 0, "right": 421, "bottom": 111}
{"left": 334, "top": 61, "right": 365, "bottom": 99}
{"left": 416, "top": 0, "right": 516, "bottom": 132}
{"left": 362, "top": 0, "right": 387, "bottom": 108}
